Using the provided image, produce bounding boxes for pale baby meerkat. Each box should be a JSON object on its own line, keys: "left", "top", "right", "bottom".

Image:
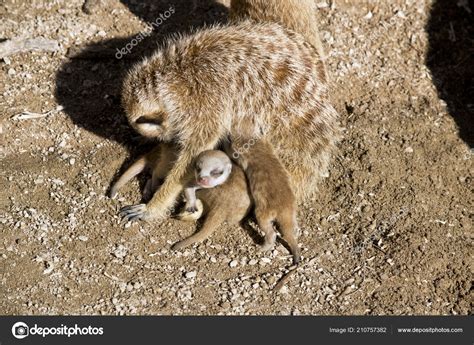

{"left": 182, "top": 150, "right": 232, "bottom": 214}
{"left": 112, "top": 145, "right": 301, "bottom": 263}
{"left": 119, "top": 21, "right": 340, "bottom": 223}
{"left": 171, "top": 149, "right": 253, "bottom": 252}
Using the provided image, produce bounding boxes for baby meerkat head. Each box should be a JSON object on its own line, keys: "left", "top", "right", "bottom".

{"left": 121, "top": 59, "right": 172, "bottom": 141}
{"left": 194, "top": 150, "right": 232, "bottom": 188}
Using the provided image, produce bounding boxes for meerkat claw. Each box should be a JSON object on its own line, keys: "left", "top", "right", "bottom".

{"left": 119, "top": 204, "right": 147, "bottom": 221}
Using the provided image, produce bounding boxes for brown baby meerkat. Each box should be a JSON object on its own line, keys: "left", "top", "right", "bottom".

{"left": 225, "top": 139, "right": 301, "bottom": 261}
{"left": 119, "top": 20, "right": 340, "bottom": 223}
{"left": 112, "top": 145, "right": 301, "bottom": 263}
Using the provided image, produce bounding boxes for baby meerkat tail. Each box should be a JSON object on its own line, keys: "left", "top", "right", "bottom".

{"left": 171, "top": 209, "right": 225, "bottom": 251}
{"left": 109, "top": 155, "right": 148, "bottom": 199}
{"left": 176, "top": 199, "right": 204, "bottom": 222}
{"left": 276, "top": 213, "right": 301, "bottom": 264}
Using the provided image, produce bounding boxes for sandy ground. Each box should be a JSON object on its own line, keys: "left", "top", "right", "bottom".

{"left": 0, "top": 0, "right": 472, "bottom": 315}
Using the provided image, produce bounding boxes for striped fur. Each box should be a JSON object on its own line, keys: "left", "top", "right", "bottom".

{"left": 122, "top": 22, "right": 340, "bottom": 203}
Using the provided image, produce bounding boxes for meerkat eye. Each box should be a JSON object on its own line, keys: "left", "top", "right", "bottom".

{"left": 211, "top": 169, "right": 223, "bottom": 177}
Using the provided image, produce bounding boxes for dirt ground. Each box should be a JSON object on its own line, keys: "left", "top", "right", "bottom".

{"left": 1, "top": 0, "right": 472, "bottom": 315}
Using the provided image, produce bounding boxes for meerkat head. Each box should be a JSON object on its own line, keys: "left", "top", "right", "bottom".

{"left": 194, "top": 150, "right": 232, "bottom": 188}
{"left": 121, "top": 58, "right": 173, "bottom": 141}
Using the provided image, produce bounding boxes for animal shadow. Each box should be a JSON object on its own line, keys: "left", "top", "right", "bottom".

{"left": 54, "top": 0, "right": 229, "bottom": 181}
{"left": 426, "top": 0, "right": 473, "bottom": 147}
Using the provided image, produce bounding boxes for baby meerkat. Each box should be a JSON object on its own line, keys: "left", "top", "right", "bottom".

{"left": 112, "top": 145, "right": 301, "bottom": 263}
{"left": 171, "top": 150, "right": 254, "bottom": 252}
{"left": 182, "top": 150, "right": 232, "bottom": 214}
{"left": 226, "top": 139, "right": 301, "bottom": 261}
{"left": 120, "top": 21, "right": 339, "bottom": 223}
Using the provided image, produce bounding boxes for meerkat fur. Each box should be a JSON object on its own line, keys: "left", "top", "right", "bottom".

{"left": 229, "top": 0, "right": 326, "bottom": 62}
{"left": 120, "top": 21, "right": 340, "bottom": 222}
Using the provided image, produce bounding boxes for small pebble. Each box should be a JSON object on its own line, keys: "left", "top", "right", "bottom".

{"left": 260, "top": 257, "right": 271, "bottom": 264}
{"left": 229, "top": 260, "right": 238, "bottom": 268}
{"left": 185, "top": 271, "right": 197, "bottom": 279}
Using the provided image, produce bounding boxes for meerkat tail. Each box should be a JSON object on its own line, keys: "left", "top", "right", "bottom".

{"left": 171, "top": 210, "right": 224, "bottom": 251}
{"left": 176, "top": 199, "right": 204, "bottom": 221}
{"left": 109, "top": 155, "right": 148, "bottom": 198}
{"left": 276, "top": 214, "right": 301, "bottom": 264}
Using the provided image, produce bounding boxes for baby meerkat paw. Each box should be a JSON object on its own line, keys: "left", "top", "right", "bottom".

{"left": 186, "top": 206, "right": 198, "bottom": 213}
{"left": 177, "top": 199, "right": 203, "bottom": 221}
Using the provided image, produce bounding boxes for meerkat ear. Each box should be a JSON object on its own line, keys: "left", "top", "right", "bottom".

{"left": 135, "top": 115, "right": 163, "bottom": 126}
{"left": 134, "top": 115, "right": 164, "bottom": 137}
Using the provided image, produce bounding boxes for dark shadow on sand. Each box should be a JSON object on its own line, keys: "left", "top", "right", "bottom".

{"left": 54, "top": 0, "right": 228, "bottom": 189}
{"left": 426, "top": 0, "right": 473, "bottom": 147}
{"left": 55, "top": 0, "right": 228, "bottom": 149}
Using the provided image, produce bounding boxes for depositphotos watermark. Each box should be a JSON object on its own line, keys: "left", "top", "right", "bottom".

{"left": 115, "top": 5, "right": 175, "bottom": 59}
{"left": 11, "top": 321, "right": 104, "bottom": 339}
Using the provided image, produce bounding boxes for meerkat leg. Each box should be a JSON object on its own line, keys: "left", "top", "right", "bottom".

{"left": 277, "top": 214, "right": 301, "bottom": 264}
{"left": 183, "top": 186, "right": 200, "bottom": 213}
{"left": 256, "top": 213, "right": 277, "bottom": 252}
{"left": 143, "top": 143, "right": 178, "bottom": 199}
{"left": 120, "top": 138, "right": 220, "bottom": 221}
{"left": 109, "top": 155, "right": 148, "bottom": 199}
{"left": 171, "top": 210, "right": 224, "bottom": 251}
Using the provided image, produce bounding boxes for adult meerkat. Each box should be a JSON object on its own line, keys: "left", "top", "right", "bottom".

{"left": 119, "top": 21, "right": 339, "bottom": 223}
{"left": 229, "top": 0, "right": 326, "bottom": 62}
{"left": 112, "top": 146, "right": 301, "bottom": 263}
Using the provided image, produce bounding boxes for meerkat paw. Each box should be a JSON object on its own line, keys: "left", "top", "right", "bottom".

{"left": 177, "top": 199, "right": 203, "bottom": 221}
{"left": 120, "top": 204, "right": 150, "bottom": 222}
{"left": 120, "top": 203, "right": 170, "bottom": 222}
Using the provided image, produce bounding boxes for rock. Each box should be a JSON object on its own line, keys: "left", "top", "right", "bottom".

{"left": 185, "top": 271, "right": 197, "bottom": 279}
{"left": 229, "top": 260, "right": 238, "bottom": 268}
{"left": 82, "top": 0, "right": 102, "bottom": 15}
{"left": 260, "top": 257, "right": 271, "bottom": 264}
{"left": 220, "top": 301, "right": 231, "bottom": 309}
{"left": 112, "top": 244, "right": 127, "bottom": 259}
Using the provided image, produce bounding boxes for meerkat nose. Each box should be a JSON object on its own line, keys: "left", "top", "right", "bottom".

{"left": 198, "top": 177, "right": 209, "bottom": 186}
